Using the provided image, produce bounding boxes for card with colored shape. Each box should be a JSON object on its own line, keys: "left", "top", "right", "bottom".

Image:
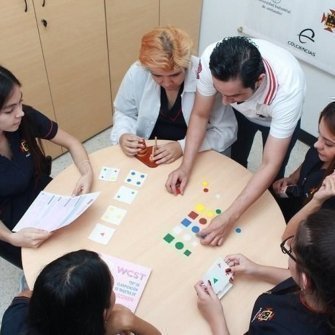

{"left": 101, "top": 205, "right": 127, "bottom": 225}
{"left": 88, "top": 223, "right": 116, "bottom": 245}
{"left": 98, "top": 166, "right": 120, "bottom": 182}
{"left": 114, "top": 186, "right": 138, "bottom": 204}
{"left": 202, "top": 257, "right": 233, "bottom": 299}
{"left": 216, "top": 258, "right": 234, "bottom": 297}
{"left": 124, "top": 169, "right": 148, "bottom": 187}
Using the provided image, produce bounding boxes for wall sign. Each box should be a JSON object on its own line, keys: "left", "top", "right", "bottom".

{"left": 242, "top": 0, "right": 335, "bottom": 75}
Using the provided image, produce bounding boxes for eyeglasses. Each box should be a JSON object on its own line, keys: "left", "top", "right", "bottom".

{"left": 280, "top": 235, "right": 297, "bottom": 262}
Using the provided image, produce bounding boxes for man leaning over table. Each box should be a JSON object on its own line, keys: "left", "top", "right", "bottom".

{"left": 165, "top": 36, "right": 306, "bottom": 246}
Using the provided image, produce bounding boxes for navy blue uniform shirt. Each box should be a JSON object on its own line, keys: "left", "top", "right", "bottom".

{"left": 247, "top": 277, "right": 332, "bottom": 335}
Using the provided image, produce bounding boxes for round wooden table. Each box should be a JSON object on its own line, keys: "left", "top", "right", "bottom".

{"left": 22, "top": 143, "right": 287, "bottom": 334}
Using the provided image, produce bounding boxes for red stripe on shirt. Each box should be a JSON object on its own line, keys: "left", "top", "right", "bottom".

{"left": 262, "top": 59, "right": 278, "bottom": 105}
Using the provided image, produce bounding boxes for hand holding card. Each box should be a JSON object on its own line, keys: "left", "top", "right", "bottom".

{"left": 202, "top": 257, "right": 233, "bottom": 299}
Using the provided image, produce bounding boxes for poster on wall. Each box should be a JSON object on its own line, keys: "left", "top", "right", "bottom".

{"left": 242, "top": 0, "right": 335, "bottom": 76}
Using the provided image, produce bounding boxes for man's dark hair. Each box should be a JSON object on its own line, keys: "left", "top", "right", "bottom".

{"left": 209, "top": 36, "right": 265, "bottom": 90}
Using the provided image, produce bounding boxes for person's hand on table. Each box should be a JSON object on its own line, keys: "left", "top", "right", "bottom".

{"left": 197, "top": 213, "right": 234, "bottom": 247}
{"left": 194, "top": 281, "right": 227, "bottom": 335}
{"left": 72, "top": 171, "right": 93, "bottom": 195}
{"left": 9, "top": 228, "right": 52, "bottom": 248}
{"left": 224, "top": 253, "right": 259, "bottom": 280}
{"left": 119, "top": 134, "right": 144, "bottom": 156}
{"left": 165, "top": 165, "right": 190, "bottom": 195}
{"left": 153, "top": 141, "right": 182, "bottom": 165}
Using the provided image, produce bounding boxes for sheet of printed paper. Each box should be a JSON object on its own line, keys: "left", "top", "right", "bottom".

{"left": 114, "top": 185, "right": 138, "bottom": 204}
{"left": 101, "top": 205, "right": 127, "bottom": 225}
{"left": 202, "top": 257, "right": 233, "bottom": 299}
{"left": 98, "top": 166, "right": 120, "bottom": 181}
{"left": 13, "top": 191, "right": 100, "bottom": 232}
{"left": 100, "top": 254, "right": 152, "bottom": 312}
{"left": 124, "top": 169, "right": 148, "bottom": 187}
{"left": 88, "top": 223, "right": 116, "bottom": 245}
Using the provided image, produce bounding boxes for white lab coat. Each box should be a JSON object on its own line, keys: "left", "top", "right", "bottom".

{"left": 110, "top": 56, "right": 237, "bottom": 152}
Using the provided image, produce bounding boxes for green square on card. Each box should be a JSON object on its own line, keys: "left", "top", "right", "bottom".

{"left": 163, "top": 233, "right": 175, "bottom": 243}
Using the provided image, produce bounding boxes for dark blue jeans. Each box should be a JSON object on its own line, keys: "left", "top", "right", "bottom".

{"left": 231, "top": 109, "right": 301, "bottom": 180}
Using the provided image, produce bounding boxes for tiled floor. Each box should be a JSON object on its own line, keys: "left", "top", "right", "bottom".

{"left": 0, "top": 129, "right": 309, "bottom": 323}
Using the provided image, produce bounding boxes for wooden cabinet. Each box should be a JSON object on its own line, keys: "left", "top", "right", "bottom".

{"left": 106, "top": 0, "right": 159, "bottom": 102}
{"left": 106, "top": 0, "right": 203, "bottom": 102}
{"left": 0, "top": 0, "right": 112, "bottom": 157}
{"left": 34, "top": 0, "right": 112, "bottom": 142}
{"left": 160, "top": 0, "right": 203, "bottom": 52}
{"left": 0, "top": 0, "right": 61, "bottom": 157}
{"left": 1, "top": 0, "right": 202, "bottom": 156}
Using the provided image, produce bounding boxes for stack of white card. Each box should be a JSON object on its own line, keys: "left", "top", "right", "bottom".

{"left": 202, "top": 257, "right": 233, "bottom": 299}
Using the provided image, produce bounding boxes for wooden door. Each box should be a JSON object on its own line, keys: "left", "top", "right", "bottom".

{"left": 34, "top": 0, "right": 112, "bottom": 142}
{"left": 0, "top": 0, "right": 62, "bottom": 157}
{"left": 160, "top": 0, "right": 203, "bottom": 54}
{"left": 105, "top": 0, "right": 159, "bottom": 103}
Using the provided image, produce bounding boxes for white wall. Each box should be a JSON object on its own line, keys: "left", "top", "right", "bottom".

{"left": 199, "top": 0, "right": 335, "bottom": 137}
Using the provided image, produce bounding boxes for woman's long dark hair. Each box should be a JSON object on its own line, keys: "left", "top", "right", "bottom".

{"left": 295, "top": 209, "right": 335, "bottom": 332}
{"left": 0, "top": 65, "right": 47, "bottom": 180}
{"left": 305, "top": 102, "right": 335, "bottom": 203}
{"left": 27, "top": 250, "right": 113, "bottom": 335}
{"left": 319, "top": 102, "right": 335, "bottom": 176}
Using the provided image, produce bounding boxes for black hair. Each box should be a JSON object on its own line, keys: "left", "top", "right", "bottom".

{"left": 304, "top": 102, "right": 335, "bottom": 204}
{"left": 319, "top": 102, "right": 335, "bottom": 176}
{"left": 27, "top": 250, "right": 113, "bottom": 335}
{"left": 0, "top": 65, "right": 48, "bottom": 180}
{"left": 209, "top": 36, "right": 265, "bottom": 90}
{"left": 0, "top": 66, "right": 21, "bottom": 110}
{"left": 294, "top": 209, "right": 335, "bottom": 331}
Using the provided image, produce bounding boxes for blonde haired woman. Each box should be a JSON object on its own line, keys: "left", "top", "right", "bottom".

{"left": 111, "top": 26, "right": 237, "bottom": 164}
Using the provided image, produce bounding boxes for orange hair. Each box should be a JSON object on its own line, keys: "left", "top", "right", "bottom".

{"left": 139, "top": 26, "right": 193, "bottom": 71}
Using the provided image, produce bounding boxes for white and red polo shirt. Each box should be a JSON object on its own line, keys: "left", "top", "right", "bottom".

{"left": 197, "top": 38, "right": 306, "bottom": 139}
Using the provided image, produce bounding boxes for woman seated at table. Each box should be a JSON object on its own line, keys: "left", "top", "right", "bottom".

{"left": 0, "top": 65, "right": 93, "bottom": 268}
{"left": 282, "top": 172, "right": 335, "bottom": 240}
{"left": 0, "top": 249, "right": 161, "bottom": 335}
{"left": 272, "top": 102, "right": 335, "bottom": 222}
{"left": 195, "top": 209, "right": 335, "bottom": 335}
{"left": 110, "top": 26, "right": 237, "bottom": 164}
